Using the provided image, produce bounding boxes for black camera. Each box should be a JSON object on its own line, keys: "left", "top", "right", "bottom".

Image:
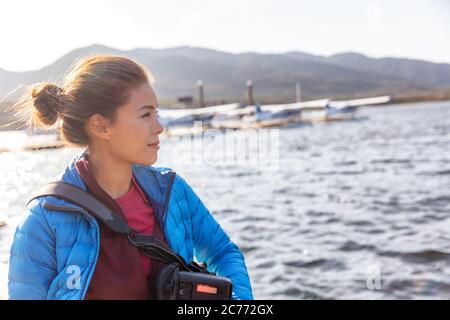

{"left": 153, "top": 263, "right": 233, "bottom": 300}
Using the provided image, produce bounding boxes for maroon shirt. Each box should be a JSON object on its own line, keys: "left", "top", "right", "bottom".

{"left": 75, "top": 154, "right": 167, "bottom": 299}
{"left": 115, "top": 175, "right": 155, "bottom": 277}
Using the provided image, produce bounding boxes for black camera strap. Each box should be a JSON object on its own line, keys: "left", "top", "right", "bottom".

{"left": 29, "top": 181, "right": 211, "bottom": 274}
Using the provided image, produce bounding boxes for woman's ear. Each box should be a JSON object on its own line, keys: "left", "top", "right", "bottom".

{"left": 86, "top": 114, "right": 113, "bottom": 141}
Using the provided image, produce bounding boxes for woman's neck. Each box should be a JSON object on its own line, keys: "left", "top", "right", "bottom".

{"left": 86, "top": 147, "right": 133, "bottom": 199}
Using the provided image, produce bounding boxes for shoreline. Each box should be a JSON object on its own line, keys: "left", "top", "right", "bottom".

{"left": 1, "top": 97, "right": 449, "bottom": 133}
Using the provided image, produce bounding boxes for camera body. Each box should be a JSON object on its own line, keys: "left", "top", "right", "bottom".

{"left": 153, "top": 263, "right": 233, "bottom": 300}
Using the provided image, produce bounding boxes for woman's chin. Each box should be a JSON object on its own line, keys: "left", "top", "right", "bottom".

{"left": 131, "top": 149, "right": 158, "bottom": 166}
{"left": 143, "top": 153, "right": 158, "bottom": 166}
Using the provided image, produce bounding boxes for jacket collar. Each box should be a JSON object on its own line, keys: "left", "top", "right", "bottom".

{"left": 43, "top": 148, "right": 175, "bottom": 226}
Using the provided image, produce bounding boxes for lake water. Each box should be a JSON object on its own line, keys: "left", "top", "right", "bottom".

{"left": 1, "top": 100, "right": 450, "bottom": 299}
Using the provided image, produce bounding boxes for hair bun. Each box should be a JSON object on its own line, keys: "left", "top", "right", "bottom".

{"left": 31, "top": 83, "right": 65, "bottom": 126}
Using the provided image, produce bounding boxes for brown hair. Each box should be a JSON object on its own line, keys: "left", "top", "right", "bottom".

{"left": 10, "top": 54, "right": 153, "bottom": 146}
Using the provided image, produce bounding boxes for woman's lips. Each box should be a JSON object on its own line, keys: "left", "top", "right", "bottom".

{"left": 147, "top": 142, "right": 160, "bottom": 149}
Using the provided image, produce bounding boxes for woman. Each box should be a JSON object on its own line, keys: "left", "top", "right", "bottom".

{"left": 8, "top": 54, "right": 253, "bottom": 300}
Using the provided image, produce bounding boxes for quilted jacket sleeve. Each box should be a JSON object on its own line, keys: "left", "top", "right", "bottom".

{"left": 8, "top": 204, "right": 57, "bottom": 300}
{"left": 179, "top": 176, "right": 254, "bottom": 300}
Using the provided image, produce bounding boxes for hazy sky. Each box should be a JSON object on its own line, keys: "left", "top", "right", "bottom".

{"left": 1, "top": 0, "right": 449, "bottom": 72}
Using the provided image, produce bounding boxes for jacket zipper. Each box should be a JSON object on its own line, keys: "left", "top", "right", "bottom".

{"left": 138, "top": 171, "right": 176, "bottom": 246}
{"left": 162, "top": 172, "right": 176, "bottom": 243}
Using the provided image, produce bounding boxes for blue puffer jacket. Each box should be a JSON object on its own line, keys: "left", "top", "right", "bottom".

{"left": 8, "top": 150, "right": 253, "bottom": 300}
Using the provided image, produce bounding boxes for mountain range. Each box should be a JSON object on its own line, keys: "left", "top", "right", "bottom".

{"left": 1, "top": 44, "right": 449, "bottom": 105}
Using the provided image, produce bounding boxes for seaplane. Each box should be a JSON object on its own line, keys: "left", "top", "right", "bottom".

{"left": 158, "top": 103, "right": 242, "bottom": 136}
{"left": 158, "top": 96, "right": 391, "bottom": 134}
{"left": 209, "top": 99, "right": 329, "bottom": 129}
{"left": 305, "top": 96, "right": 391, "bottom": 122}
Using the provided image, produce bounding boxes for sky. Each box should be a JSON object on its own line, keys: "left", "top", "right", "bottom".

{"left": 0, "top": 0, "right": 449, "bottom": 72}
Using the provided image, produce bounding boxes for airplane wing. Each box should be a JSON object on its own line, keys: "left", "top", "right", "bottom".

{"left": 261, "top": 99, "right": 330, "bottom": 112}
{"left": 159, "top": 103, "right": 241, "bottom": 118}
{"left": 159, "top": 96, "right": 390, "bottom": 120}
{"left": 210, "top": 99, "right": 331, "bottom": 116}
{"left": 329, "top": 96, "right": 391, "bottom": 108}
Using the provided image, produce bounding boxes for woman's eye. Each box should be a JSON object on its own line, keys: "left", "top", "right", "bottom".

{"left": 141, "top": 112, "right": 151, "bottom": 118}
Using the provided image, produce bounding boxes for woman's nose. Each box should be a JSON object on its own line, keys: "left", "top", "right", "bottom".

{"left": 152, "top": 116, "right": 164, "bottom": 135}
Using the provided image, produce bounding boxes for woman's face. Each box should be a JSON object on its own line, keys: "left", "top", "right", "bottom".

{"left": 104, "top": 82, "right": 164, "bottom": 166}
